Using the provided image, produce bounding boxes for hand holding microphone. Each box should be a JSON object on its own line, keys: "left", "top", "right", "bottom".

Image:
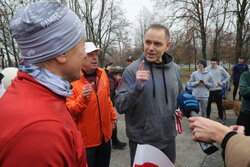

{"left": 177, "top": 93, "right": 219, "bottom": 155}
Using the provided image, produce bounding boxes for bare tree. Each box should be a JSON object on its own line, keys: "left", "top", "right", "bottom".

{"left": 234, "top": 0, "right": 249, "bottom": 63}
{"left": 79, "top": 0, "right": 129, "bottom": 67}
{"left": 133, "top": 7, "right": 155, "bottom": 50}
{"left": 210, "top": 0, "right": 230, "bottom": 60}
{"left": 0, "top": 0, "right": 37, "bottom": 68}
{"left": 154, "top": 0, "right": 215, "bottom": 60}
{"left": 0, "top": 0, "right": 129, "bottom": 68}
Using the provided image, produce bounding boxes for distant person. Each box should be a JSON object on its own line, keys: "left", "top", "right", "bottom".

{"left": 0, "top": 67, "right": 18, "bottom": 88}
{"left": 105, "top": 63, "right": 127, "bottom": 149}
{"left": 232, "top": 57, "right": 249, "bottom": 101}
{"left": 205, "top": 57, "right": 230, "bottom": 124}
{"left": 0, "top": 67, "right": 18, "bottom": 98}
{"left": 187, "top": 60, "right": 214, "bottom": 117}
{"left": 237, "top": 71, "right": 250, "bottom": 136}
{"left": 67, "top": 42, "right": 117, "bottom": 167}
{"left": 126, "top": 56, "right": 135, "bottom": 65}
{"left": 0, "top": 1, "right": 87, "bottom": 166}
{"left": 188, "top": 117, "right": 250, "bottom": 167}
{"left": 114, "top": 24, "right": 183, "bottom": 165}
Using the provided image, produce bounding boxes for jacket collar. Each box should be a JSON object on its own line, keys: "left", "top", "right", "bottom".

{"left": 140, "top": 52, "right": 174, "bottom": 69}
{"left": 80, "top": 67, "right": 103, "bottom": 83}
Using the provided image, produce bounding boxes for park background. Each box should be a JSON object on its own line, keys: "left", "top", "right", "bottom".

{"left": 0, "top": 0, "right": 249, "bottom": 70}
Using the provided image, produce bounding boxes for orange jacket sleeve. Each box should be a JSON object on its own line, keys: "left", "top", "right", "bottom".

{"left": 66, "top": 89, "right": 90, "bottom": 117}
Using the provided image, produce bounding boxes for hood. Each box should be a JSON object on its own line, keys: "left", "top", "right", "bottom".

{"left": 197, "top": 69, "right": 209, "bottom": 74}
{"left": 138, "top": 52, "right": 174, "bottom": 104}
{"left": 139, "top": 52, "right": 174, "bottom": 69}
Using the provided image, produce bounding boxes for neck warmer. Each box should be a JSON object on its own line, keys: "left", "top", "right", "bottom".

{"left": 19, "top": 60, "right": 72, "bottom": 97}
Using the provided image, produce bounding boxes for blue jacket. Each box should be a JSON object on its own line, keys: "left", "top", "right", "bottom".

{"left": 233, "top": 64, "right": 249, "bottom": 82}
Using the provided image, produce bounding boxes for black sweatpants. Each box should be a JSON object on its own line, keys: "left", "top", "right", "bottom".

{"left": 237, "top": 111, "right": 250, "bottom": 136}
{"left": 207, "top": 90, "right": 224, "bottom": 119}
{"left": 86, "top": 140, "right": 111, "bottom": 167}
{"left": 233, "top": 80, "right": 241, "bottom": 100}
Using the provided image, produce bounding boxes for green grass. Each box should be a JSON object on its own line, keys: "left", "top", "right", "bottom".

{"left": 181, "top": 68, "right": 195, "bottom": 84}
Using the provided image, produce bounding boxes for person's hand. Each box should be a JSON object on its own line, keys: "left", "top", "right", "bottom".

{"left": 229, "top": 125, "right": 245, "bottom": 135}
{"left": 217, "top": 81, "right": 224, "bottom": 86}
{"left": 136, "top": 60, "right": 150, "bottom": 89}
{"left": 112, "top": 120, "right": 117, "bottom": 130}
{"left": 202, "top": 81, "right": 207, "bottom": 85}
{"left": 82, "top": 83, "right": 93, "bottom": 98}
{"left": 188, "top": 117, "right": 231, "bottom": 144}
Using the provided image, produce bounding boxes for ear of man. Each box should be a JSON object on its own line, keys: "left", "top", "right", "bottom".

{"left": 165, "top": 42, "right": 171, "bottom": 52}
{"left": 55, "top": 54, "right": 67, "bottom": 64}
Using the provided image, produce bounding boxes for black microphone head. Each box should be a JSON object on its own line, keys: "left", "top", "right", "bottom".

{"left": 177, "top": 93, "right": 200, "bottom": 117}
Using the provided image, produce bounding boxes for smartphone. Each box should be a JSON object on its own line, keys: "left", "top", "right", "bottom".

{"left": 200, "top": 80, "right": 203, "bottom": 83}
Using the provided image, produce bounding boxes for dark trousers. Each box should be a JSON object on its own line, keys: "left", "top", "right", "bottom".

{"left": 111, "top": 127, "right": 118, "bottom": 144}
{"left": 129, "top": 140, "right": 176, "bottom": 167}
{"left": 207, "top": 90, "right": 224, "bottom": 119}
{"left": 233, "top": 80, "right": 241, "bottom": 100}
{"left": 86, "top": 140, "right": 111, "bottom": 167}
{"left": 237, "top": 111, "right": 250, "bottom": 136}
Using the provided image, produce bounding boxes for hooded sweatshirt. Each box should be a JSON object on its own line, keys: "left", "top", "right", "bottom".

{"left": 205, "top": 65, "right": 230, "bottom": 91}
{"left": 114, "top": 53, "right": 183, "bottom": 149}
{"left": 187, "top": 69, "right": 214, "bottom": 100}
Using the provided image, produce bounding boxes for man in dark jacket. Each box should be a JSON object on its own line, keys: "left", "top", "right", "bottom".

{"left": 114, "top": 24, "right": 183, "bottom": 166}
{"left": 232, "top": 57, "right": 249, "bottom": 101}
{"left": 105, "top": 63, "right": 127, "bottom": 149}
{"left": 127, "top": 56, "right": 135, "bottom": 65}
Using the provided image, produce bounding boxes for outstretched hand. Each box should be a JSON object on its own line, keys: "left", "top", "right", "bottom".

{"left": 136, "top": 60, "right": 150, "bottom": 89}
{"left": 188, "top": 117, "right": 231, "bottom": 144}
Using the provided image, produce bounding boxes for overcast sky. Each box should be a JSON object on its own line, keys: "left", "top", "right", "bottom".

{"left": 122, "top": 0, "right": 153, "bottom": 23}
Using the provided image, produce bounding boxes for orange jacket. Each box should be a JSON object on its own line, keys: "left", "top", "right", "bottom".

{"left": 66, "top": 68, "right": 117, "bottom": 148}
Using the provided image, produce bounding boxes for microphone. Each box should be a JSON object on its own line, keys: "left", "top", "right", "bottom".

{"left": 177, "top": 93, "right": 219, "bottom": 155}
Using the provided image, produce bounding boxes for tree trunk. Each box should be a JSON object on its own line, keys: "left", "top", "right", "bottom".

{"left": 235, "top": 0, "right": 247, "bottom": 63}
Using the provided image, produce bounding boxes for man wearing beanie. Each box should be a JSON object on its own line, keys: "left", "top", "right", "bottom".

{"left": 187, "top": 60, "right": 214, "bottom": 118}
{"left": 0, "top": 1, "right": 87, "bottom": 166}
{"left": 205, "top": 57, "right": 230, "bottom": 124}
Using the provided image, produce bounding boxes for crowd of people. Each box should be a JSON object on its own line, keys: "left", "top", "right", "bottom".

{"left": 0, "top": 1, "right": 249, "bottom": 167}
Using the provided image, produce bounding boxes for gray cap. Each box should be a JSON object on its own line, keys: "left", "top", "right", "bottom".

{"left": 9, "top": 1, "right": 86, "bottom": 64}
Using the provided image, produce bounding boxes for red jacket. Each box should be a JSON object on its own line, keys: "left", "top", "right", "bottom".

{"left": 66, "top": 68, "right": 117, "bottom": 148}
{"left": 0, "top": 71, "right": 87, "bottom": 167}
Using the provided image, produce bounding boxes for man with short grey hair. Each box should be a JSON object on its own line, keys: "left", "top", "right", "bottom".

{"left": 0, "top": 1, "right": 87, "bottom": 166}
{"left": 115, "top": 24, "right": 183, "bottom": 165}
{"left": 67, "top": 42, "right": 117, "bottom": 167}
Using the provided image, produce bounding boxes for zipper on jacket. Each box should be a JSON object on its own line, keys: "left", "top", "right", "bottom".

{"left": 95, "top": 92, "right": 104, "bottom": 140}
{"left": 95, "top": 72, "right": 104, "bottom": 141}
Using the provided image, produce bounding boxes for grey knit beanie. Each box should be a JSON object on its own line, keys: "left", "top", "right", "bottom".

{"left": 9, "top": 1, "right": 86, "bottom": 63}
